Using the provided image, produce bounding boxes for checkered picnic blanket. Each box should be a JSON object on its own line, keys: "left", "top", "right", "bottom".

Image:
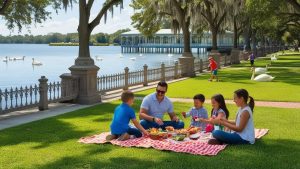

{"left": 78, "top": 129, "right": 269, "bottom": 156}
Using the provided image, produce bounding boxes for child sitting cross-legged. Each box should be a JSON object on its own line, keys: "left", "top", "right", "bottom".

{"left": 182, "top": 94, "right": 208, "bottom": 131}
{"left": 106, "top": 90, "right": 149, "bottom": 141}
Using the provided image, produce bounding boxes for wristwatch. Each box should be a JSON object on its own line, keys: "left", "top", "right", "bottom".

{"left": 152, "top": 117, "right": 155, "bottom": 122}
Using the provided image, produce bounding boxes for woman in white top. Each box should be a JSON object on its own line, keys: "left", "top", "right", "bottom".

{"left": 201, "top": 89, "right": 255, "bottom": 145}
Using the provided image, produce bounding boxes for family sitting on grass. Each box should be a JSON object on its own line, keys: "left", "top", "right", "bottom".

{"left": 106, "top": 81, "right": 255, "bottom": 145}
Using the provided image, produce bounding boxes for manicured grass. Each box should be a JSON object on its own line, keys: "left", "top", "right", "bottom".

{"left": 136, "top": 53, "right": 300, "bottom": 102}
{"left": 0, "top": 100, "right": 299, "bottom": 169}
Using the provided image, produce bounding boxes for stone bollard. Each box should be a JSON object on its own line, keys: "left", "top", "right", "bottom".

{"left": 161, "top": 62, "right": 165, "bottom": 81}
{"left": 143, "top": 64, "right": 148, "bottom": 86}
{"left": 174, "top": 61, "right": 179, "bottom": 79}
{"left": 38, "top": 76, "right": 48, "bottom": 111}
{"left": 123, "top": 67, "right": 129, "bottom": 90}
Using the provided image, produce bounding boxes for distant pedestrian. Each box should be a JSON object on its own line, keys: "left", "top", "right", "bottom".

{"left": 249, "top": 53, "right": 255, "bottom": 67}
{"left": 208, "top": 57, "right": 218, "bottom": 82}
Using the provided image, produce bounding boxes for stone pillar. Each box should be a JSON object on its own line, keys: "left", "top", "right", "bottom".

{"left": 209, "top": 50, "right": 221, "bottom": 69}
{"left": 60, "top": 73, "right": 79, "bottom": 101}
{"left": 143, "top": 64, "right": 148, "bottom": 86}
{"left": 174, "top": 61, "right": 179, "bottom": 79}
{"left": 179, "top": 52, "right": 195, "bottom": 77}
{"left": 38, "top": 76, "right": 48, "bottom": 111}
{"left": 69, "top": 57, "right": 101, "bottom": 104}
{"left": 161, "top": 63, "right": 166, "bottom": 81}
{"left": 123, "top": 67, "right": 129, "bottom": 90}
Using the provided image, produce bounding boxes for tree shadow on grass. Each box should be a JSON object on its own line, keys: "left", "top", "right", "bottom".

{"left": 0, "top": 102, "right": 123, "bottom": 149}
{"left": 32, "top": 138, "right": 300, "bottom": 169}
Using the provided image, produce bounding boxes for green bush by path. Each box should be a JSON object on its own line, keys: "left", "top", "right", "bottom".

{"left": 0, "top": 100, "right": 299, "bottom": 169}
{"left": 136, "top": 53, "right": 300, "bottom": 102}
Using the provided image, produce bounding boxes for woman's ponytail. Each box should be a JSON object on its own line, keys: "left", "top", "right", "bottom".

{"left": 248, "top": 96, "right": 255, "bottom": 112}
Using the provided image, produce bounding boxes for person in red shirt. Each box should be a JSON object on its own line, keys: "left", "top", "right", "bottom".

{"left": 208, "top": 57, "right": 218, "bottom": 81}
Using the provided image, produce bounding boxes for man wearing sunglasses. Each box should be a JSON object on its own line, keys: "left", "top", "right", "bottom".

{"left": 139, "top": 81, "right": 184, "bottom": 130}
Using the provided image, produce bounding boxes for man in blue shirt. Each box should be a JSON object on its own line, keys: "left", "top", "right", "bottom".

{"left": 139, "top": 81, "right": 184, "bottom": 129}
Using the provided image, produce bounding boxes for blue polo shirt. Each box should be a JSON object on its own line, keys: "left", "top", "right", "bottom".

{"left": 110, "top": 103, "right": 136, "bottom": 135}
{"left": 140, "top": 93, "right": 174, "bottom": 119}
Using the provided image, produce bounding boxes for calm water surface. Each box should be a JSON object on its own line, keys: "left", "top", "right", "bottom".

{"left": 0, "top": 44, "right": 206, "bottom": 89}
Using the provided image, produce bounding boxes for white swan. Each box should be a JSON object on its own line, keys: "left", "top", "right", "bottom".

{"left": 139, "top": 53, "right": 143, "bottom": 57}
{"left": 251, "top": 68, "right": 275, "bottom": 81}
{"left": 130, "top": 57, "right": 136, "bottom": 61}
{"left": 3, "top": 56, "right": 8, "bottom": 62}
{"left": 118, "top": 54, "right": 124, "bottom": 58}
{"left": 254, "top": 65, "right": 268, "bottom": 74}
{"left": 13, "top": 56, "right": 25, "bottom": 60}
{"left": 271, "top": 54, "right": 277, "bottom": 61}
{"left": 95, "top": 56, "right": 103, "bottom": 61}
{"left": 168, "top": 53, "right": 173, "bottom": 57}
{"left": 32, "top": 58, "right": 42, "bottom": 66}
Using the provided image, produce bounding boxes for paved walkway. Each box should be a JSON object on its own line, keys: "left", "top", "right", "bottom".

{"left": 167, "top": 98, "right": 300, "bottom": 109}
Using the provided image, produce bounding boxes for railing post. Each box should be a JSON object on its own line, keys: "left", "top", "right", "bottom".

{"left": 39, "top": 76, "right": 48, "bottom": 111}
{"left": 123, "top": 67, "right": 129, "bottom": 90}
{"left": 200, "top": 59, "right": 203, "bottom": 73}
{"left": 161, "top": 62, "right": 165, "bottom": 81}
{"left": 174, "top": 61, "right": 179, "bottom": 78}
{"left": 143, "top": 64, "right": 148, "bottom": 86}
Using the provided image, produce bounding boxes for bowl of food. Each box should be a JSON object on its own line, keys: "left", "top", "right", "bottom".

{"left": 187, "top": 127, "right": 200, "bottom": 135}
{"left": 165, "top": 126, "right": 174, "bottom": 132}
{"left": 149, "top": 128, "right": 168, "bottom": 140}
{"left": 173, "top": 134, "right": 186, "bottom": 141}
{"left": 189, "top": 133, "right": 201, "bottom": 140}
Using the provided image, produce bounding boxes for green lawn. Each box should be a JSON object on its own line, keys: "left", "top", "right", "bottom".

{"left": 0, "top": 100, "right": 299, "bottom": 169}
{"left": 136, "top": 53, "right": 300, "bottom": 102}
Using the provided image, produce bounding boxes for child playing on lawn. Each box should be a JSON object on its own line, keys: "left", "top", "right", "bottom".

{"left": 206, "top": 89, "right": 255, "bottom": 145}
{"left": 182, "top": 94, "right": 208, "bottom": 131}
{"left": 208, "top": 57, "right": 219, "bottom": 82}
{"left": 106, "top": 90, "right": 149, "bottom": 141}
{"left": 249, "top": 53, "right": 255, "bottom": 67}
{"left": 200, "top": 94, "right": 229, "bottom": 131}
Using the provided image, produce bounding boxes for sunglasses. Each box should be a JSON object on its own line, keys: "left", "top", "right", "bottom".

{"left": 156, "top": 89, "right": 166, "bottom": 94}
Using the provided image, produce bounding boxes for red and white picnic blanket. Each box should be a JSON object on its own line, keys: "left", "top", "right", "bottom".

{"left": 79, "top": 129, "right": 269, "bottom": 156}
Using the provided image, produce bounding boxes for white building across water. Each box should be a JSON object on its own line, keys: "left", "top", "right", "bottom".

{"left": 120, "top": 29, "right": 240, "bottom": 54}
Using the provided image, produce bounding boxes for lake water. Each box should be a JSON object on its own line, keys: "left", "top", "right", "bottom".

{"left": 0, "top": 44, "right": 207, "bottom": 90}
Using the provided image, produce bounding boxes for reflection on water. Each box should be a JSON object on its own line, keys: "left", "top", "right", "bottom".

{"left": 0, "top": 44, "right": 207, "bottom": 89}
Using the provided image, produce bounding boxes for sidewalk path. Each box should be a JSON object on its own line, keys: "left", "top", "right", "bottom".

{"left": 167, "top": 98, "right": 300, "bottom": 109}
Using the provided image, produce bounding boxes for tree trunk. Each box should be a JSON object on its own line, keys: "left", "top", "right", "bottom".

{"left": 78, "top": 3, "right": 91, "bottom": 59}
{"left": 252, "top": 30, "right": 257, "bottom": 56}
{"left": 182, "top": 21, "right": 191, "bottom": 53}
{"left": 233, "top": 17, "right": 238, "bottom": 48}
{"left": 211, "top": 27, "right": 218, "bottom": 50}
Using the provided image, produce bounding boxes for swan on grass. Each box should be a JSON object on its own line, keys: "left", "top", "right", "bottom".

{"left": 253, "top": 64, "right": 269, "bottom": 74}
{"left": 251, "top": 68, "right": 275, "bottom": 82}
{"left": 271, "top": 54, "right": 277, "bottom": 61}
{"left": 32, "top": 58, "right": 42, "bottom": 66}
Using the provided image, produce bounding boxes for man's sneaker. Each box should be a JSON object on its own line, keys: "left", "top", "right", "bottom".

{"left": 106, "top": 134, "right": 117, "bottom": 141}
{"left": 118, "top": 133, "right": 130, "bottom": 141}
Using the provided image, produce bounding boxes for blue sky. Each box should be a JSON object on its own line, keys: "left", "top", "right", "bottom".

{"left": 0, "top": 0, "right": 134, "bottom": 36}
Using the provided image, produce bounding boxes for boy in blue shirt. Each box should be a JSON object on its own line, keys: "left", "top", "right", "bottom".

{"left": 106, "top": 90, "right": 149, "bottom": 141}
{"left": 182, "top": 94, "right": 208, "bottom": 131}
